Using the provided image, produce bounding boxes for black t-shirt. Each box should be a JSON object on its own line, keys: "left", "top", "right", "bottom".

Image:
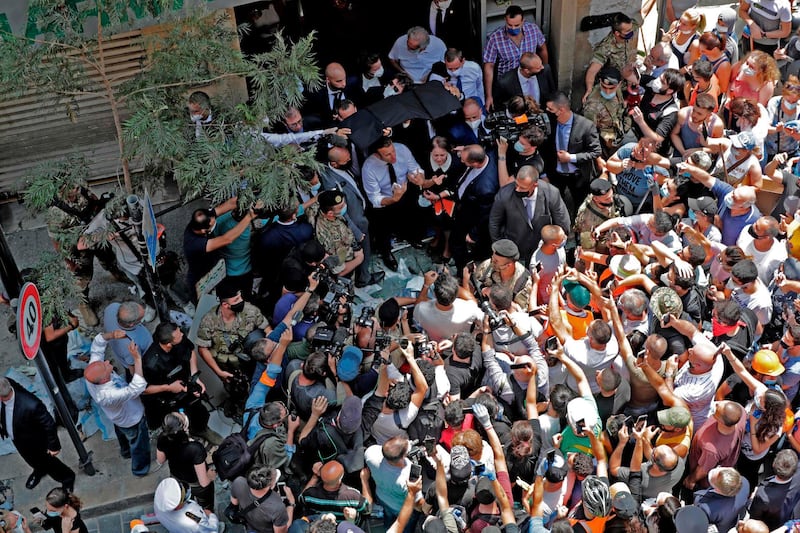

{"left": 156, "top": 435, "right": 206, "bottom": 484}
{"left": 634, "top": 89, "right": 679, "bottom": 155}
{"left": 445, "top": 355, "right": 484, "bottom": 397}
{"left": 183, "top": 225, "right": 220, "bottom": 287}
{"left": 681, "top": 288, "right": 705, "bottom": 325}
{"left": 509, "top": 150, "right": 545, "bottom": 177}
{"left": 143, "top": 337, "right": 195, "bottom": 388}
{"left": 43, "top": 512, "right": 89, "bottom": 533}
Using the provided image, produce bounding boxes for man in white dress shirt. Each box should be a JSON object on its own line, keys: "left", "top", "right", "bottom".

{"left": 84, "top": 330, "right": 151, "bottom": 476}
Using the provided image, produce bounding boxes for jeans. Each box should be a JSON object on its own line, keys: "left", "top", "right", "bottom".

{"left": 114, "top": 416, "right": 151, "bottom": 476}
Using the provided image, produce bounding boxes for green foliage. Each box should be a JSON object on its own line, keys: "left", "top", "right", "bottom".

{"left": 22, "top": 155, "right": 92, "bottom": 213}
{"left": 28, "top": 252, "right": 85, "bottom": 326}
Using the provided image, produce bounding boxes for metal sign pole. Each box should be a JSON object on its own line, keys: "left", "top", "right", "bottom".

{"left": 0, "top": 228, "right": 95, "bottom": 475}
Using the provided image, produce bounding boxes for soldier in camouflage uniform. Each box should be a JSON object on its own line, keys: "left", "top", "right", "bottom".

{"left": 572, "top": 179, "right": 622, "bottom": 255}
{"left": 312, "top": 190, "right": 364, "bottom": 276}
{"left": 196, "top": 282, "right": 270, "bottom": 415}
{"left": 583, "top": 13, "right": 639, "bottom": 103}
{"left": 47, "top": 183, "right": 123, "bottom": 326}
{"left": 465, "top": 239, "right": 532, "bottom": 310}
{"left": 582, "top": 67, "right": 631, "bottom": 160}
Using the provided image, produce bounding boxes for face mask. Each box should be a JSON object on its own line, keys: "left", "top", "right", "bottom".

{"left": 339, "top": 205, "right": 348, "bottom": 217}
{"left": 206, "top": 220, "right": 217, "bottom": 235}
{"left": 680, "top": 29, "right": 694, "bottom": 34}
{"left": 621, "top": 31, "right": 635, "bottom": 40}
{"left": 515, "top": 189, "right": 531, "bottom": 198}
{"left": 786, "top": 100, "right": 798, "bottom": 111}
{"left": 190, "top": 114, "right": 204, "bottom": 122}
{"left": 297, "top": 204, "right": 305, "bottom": 217}
{"left": 373, "top": 66, "right": 384, "bottom": 78}
{"left": 660, "top": 184, "right": 670, "bottom": 197}
{"left": 507, "top": 27, "right": 521, "bottom": 36}
{"left": 448, "top": 68, "right": 462, "bottom": 77}
{"left": 8, "top": 510, "right": 24, "bottom": 533}
{"left": 596, "top": 200, "right": 614, "bottom": 208}
{"left": 229, "top": 301, "right": 245, "bottom": 314}
{"left": 741, "top": 66, "right": 756, "bottom": 77}
{"left": 600, "top": 89, "right": 616, "bottom": 100}
{"left": 46, "top": 510, "right": 62, "bottom": 518}
{"left": 310, "top": 183, "right": 321, "bottom": 195}
{"left": 649, "top": 78, "right": 665, "bottom": 94}
{"left": 724, "top": 192, "right": 735, "bottom": 208}
{"left": 687, "top": 208, "right": 697, "bottom": 222}
{"left": 466, "top": 118, "right": 482, "bottom": 129}
{"left": 513, "top": 141, "right": 526, "bottom": 153}
{"left": 383, "top": 85, "right": 398, "bottom": 98}
{"left": 763, "top": 378, "right": 778, "bottom": 387}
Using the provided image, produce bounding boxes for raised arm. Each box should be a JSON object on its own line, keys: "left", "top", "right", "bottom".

{"left": 548, "top": 272, "right": 570, "bottom": 344}
{"left": 550, "top": 338, "right": 592, "bottom": 398}
{"left": 719, "top": 342, "right": 762, "bottom": 395}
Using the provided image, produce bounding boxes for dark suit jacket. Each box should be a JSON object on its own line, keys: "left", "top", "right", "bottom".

{"left": 453, "top": 157, "right": 500, "bottom": 243}
{"left": 302, "top": 83, "right": 359, "bottom": 129}
{"left": 346, "top": 73, "right": 393, "bottom": 109}
{"left": 319, "top": 166, "right": 369, "bottom": 235}
{"left": 418, "top": 0, "right": 476, "bottom": 58}
{"left": 489, "top": 181, "right": 570, "bottom": 264}
{"left": 494, "top": 65, "right": 556, "bottom": 108}
{"left": 542, "top": 112, "right": 601, "bottom": 186}
{"left": 8, "top": 379, "right": 60, "bottom": 453}
{"left": 447, "top": 122, "right": 490, "bottom": 147}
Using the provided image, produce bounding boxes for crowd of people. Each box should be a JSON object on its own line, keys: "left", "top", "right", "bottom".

{"left": 7, "top": 1, "right": 800, "bottom": 532}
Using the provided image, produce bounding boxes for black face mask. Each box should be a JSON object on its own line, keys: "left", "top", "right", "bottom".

{"left": 229, "top": 301, "right": 245, "bottom": 314}
{"left": 338, "top": 160, "right": 353, "bottom": 172}
{"left": 596, "top": 200, "right": 614, "bottom": 208}
{"left": 515, "top": 189, "right": 531, "bottom": 198}
{"left": 747, "top": 225, "right": 759, "bottom": 239}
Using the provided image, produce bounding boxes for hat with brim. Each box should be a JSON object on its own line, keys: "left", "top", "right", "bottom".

{"left": 650, "top": 287, "right": 683, "bottom": 321}
{"left": 656, "top": 406, "right": 691, "bottom": 428}
{"left": 731, "top": 131, "right": 756, "bottom": 151}
{"left": 688, "top": 196, "right": 718, "bottom": 216}
{"left": 608, "top": 254, "right": 641, "bottom": 279}
{"left": 563, "top": 280, "right": 591, "bottom": 308}
{"left": 337, "top": 346, "right": 363, "bottom": 382}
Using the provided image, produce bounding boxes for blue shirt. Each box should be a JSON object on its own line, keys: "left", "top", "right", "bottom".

{"left": 103, "top": 303, "right": 153, "bottom": 368}
{"left": 711, "top": 179, "right": 762, "bottom": 245}
{"left": 362, "top": 143, "right": 420, "bottom": 208}
{"left": 614, "top": 143, "right": 669, "bottom": 207}
{"left": 556, "top": 114, "right": 577, "bottom": 173}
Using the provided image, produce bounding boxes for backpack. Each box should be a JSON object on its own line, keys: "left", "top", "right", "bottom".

{"left": 395, "top": 382, "right": 445, "bottom": 442}
{"left": 212, "top": 410, "right": 269, "bottom": 481}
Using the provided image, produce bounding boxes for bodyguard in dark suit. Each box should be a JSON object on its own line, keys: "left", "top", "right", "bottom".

{"left": 494, "top": 52, "right": 555, "bottom": 108}
{"left": 302, "top": 62, "right": 358, "bottom": 129}
{"left": 447, "top": 98, "right": 491, "bottom": 147}
{"left": 450, "top": 144, "right": 500, "bottom": 269}
{"left": 542, "top": 92, "right": 601, "bottom": 218}
{"left": 418, "top": 0, "right": 477, "bottom": 59}
{"left": 489, "top": 165, "right": 570, "bottom": 265}
{"left": 0, "top": 377, "right": 75, "bottom": 491}
{"left": 347, "top": 52, "right": 394, "bottom": 108}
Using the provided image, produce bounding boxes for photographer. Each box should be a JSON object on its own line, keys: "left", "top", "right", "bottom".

{"left": 142, "top": 322, "right": 220, "bottom": 444}
{"left": 298, "top": 395, "right": 366, "bottom": 476}
{"left": 497, "top": 125, "right": 546, "bottom": 187}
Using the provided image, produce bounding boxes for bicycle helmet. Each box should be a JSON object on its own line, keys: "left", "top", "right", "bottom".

{"left": 581, "top": 475, "right": 611, "bottom": 518}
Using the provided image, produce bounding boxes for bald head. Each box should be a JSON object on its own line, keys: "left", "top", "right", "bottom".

{"left": 320, "top": 460, "right": 345, "bottom": 487}
{"left": 461, "top": 144, "right": 487, "bottom": 166}
{"left": 328, "top": 146, "right": 350, "bottom": 165}
{"left": 653, "top": 445, "right": 678, "bottom": 472}
{"left": 719, "top": 401, "right": 744, "bottom": 427}
{"left": 738, "top": 520, "right": 769, "bottom": 533}
{"left": 519, "top": 52, "right": 543, "bottom": 76}
{"left": 325, "top": 63, "right": 347, "bottom": 90}
{"left": 689, "top": 342, "right": 718, "bottom": 372}
{"left": 84, "top": 360, "right": 111, "bottom": 385}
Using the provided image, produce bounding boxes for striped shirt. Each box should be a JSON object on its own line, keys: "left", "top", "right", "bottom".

{"left": 298, "top": 484, "right": 369, "bottom": 523}
{"left": 482, "top": 21, "right": 546, "bottom": 76}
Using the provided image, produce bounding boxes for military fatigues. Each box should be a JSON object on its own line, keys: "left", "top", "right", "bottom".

{"left": 590, "top": 29, "right": 638, "bottom": 73}
{"left": 474, "top": 259, "right": 532, "bottom": 309}
{"left": 572, "top": 197, "right": 621, "bottom": 255}
{"left": 582, "top": 87, "right": 631, "bottom": 159}
{"left": 312, "top": 216, "right": 357, "bottom": 274}
{"left": 196, "top": 303, "right": 269, "bottom": 367}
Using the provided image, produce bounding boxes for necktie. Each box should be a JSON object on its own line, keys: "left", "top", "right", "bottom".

{"left": 0, "top": 402, "right": 7, "bottom": 440}
{"left": 436, "top": 8, "right": 444, "bottom": 34}
{"left": 529, "top": 76, "right": 540, "bottom": 103}
{"left": 387, "top": 163, "right": 397, "bottom": 185}
{"left": 454, "top": 75, "right": 463, "bottom": 91}
{"left": 332, "top": 91, "right": 343, "bottom": 111}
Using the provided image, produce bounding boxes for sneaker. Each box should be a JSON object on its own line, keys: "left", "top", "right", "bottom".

{"left": 143, "top": 305, "right": 157, "bottom": 323}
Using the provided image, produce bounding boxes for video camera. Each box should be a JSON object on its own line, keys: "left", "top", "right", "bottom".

{"left": 311, "top": 326, "right": 350, "bottom": 357}
{"left": 480, "top": 111, "right": 551, "bottom": 145}
{"left": 469, "top": 273, "right": 504, "bottom": 332}
{"left": 414, "top": 334, "right": 438, "bottom": 359}
{"left": 355, "top": 306, "right": 374, "bottom": 328}
{"left": 314, "top": 258, "right": 355, "bottom": 326}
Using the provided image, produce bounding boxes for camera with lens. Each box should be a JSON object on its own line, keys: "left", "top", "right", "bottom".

{"left": 480, "top": 111, "right": 551, "bottom": 145}
{"left": 311, "top": 326, "right": 349, "bottom": 357}
{"left": 407, "top": 440, "right": 427, "bottom": 464}
{"left": 315, "top": 260, "right": 355, "bottom": 326}
{"left": 356, "top": 306, "right": 375, "bottom": 328}
{"left": 374, "top": 331, "right": 394, "bottom": 351}
{"left": 479, "top": 300, "right": 505, "bottom": 332}
{"left": 414, "top": 334, "right": 438, "bottom": 358}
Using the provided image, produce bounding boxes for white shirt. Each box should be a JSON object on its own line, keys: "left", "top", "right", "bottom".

{"left": 517, "top": 69, "right": 541, "bottom": 103}
{"left": 414, "top": 299, "right": 483, "bottom": 341}
{"left": 387, "top": 34, "right": 448, "bottom": 83}
{"left": 563, "top": 337, "right": 622, "bottom": 394}
{"left": 457, "top": 158, "right": 489, "bottom": 199}
{"left": 371, "top": 403, "right": 420, "bottom": 445}
{"left": 674, "top": 334, "right": 724, "bottom": 428}
{"left": 362, "top": 73, "right": 382, "bottom": 93}
{"left": 362, "top": 143, "right": 420, "bottom": 208}
{"left": 328, "top": 165, "right": 366, "bottom": 209}
{"left": 154, "top": 497, "right": 220, "bottom": 533}
{"left": 730, "top": 279, "right": 773, "bottom": 327}
{"left": 428, "top": 0, "right": 452, "bottom": 35}
{"left": 736, "top": 226, "right": 788, "bottom": 285}
{"left": 447, "top": 60, "right": 484, "bottom": 102}
{"left": 85, "top": 334, "right": 147, "bottom": 428}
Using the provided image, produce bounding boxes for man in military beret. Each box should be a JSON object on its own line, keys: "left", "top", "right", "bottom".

{"left": 196, "top": 280, "right": 272, "bottom": 416}
{"left": 461, "top": 238, "right": 532, "bottom": 309}
{"left": 312, "top": 190, "right": 364, "bottom": 277}
{"left": 582, "top": 67, "right": 631, "bottom": 159}
{"left": 572, "top": 178, "right": 624, "bottom": 255}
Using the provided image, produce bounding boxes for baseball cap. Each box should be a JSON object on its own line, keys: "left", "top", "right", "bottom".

{"left": 612, "top": 491, "right": 638, "bottom": 519}
{"left": 563, "top": 280, "right": 591, "bottom": 308}
{"left": 649, "top": 287, "right": 683, "bottom": 321}
{"left": 688, "top": 196, "right": 718, "bottom": 216}
{"left": 731, "top": 131, "right": 756, "bottom": 151}
{"left": 338, "top": 396, "right": 363, "bottom": 434}
{"left": 378, "top": 298, "right": 401, "bottom": 327}
{"left": 449, "top": 445, "right": 472, "bottom": 483}
{"left": 608, "top": 254, "right": 642, "bottom": 279}
{"left": 475, "top": 477, "right": 496, "bottom": 504}
{"left": 337, "top": 346, "right": 363, "bottom": 382}
{"left": 673, "top": 505, "right": 709, "bottom": 533}
{"left": 689, "top": 150, "right": 713, "bottom": 171}
{"left": 599, "top": 67, "right": 622, "bottom": 85}
{"left": 656, "top": 406, "right": 691, "bottom": 428}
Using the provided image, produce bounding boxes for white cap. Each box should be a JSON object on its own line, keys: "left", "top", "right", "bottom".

{"left": 154, "top": 478, "right": 184, "bottom": 512}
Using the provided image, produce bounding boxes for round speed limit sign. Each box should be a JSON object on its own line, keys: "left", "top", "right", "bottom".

{"left": 17, "top": 282, "right": 42, "bottom": 360}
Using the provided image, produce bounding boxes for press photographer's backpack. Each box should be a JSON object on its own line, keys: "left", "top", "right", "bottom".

{"left": 212, "top": 410, "right": 268, "bottom": 481}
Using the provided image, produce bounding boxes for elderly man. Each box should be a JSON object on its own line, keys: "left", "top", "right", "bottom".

{"left": 85, "top": 330, "right": 150, "bottom": 476}
{"left": 103, "top": 301, "right": 153, "bottom": 377}
{"left": 388, "top": 26, "right": 447, "bottom": 84}
{"left": 489, "top": 165, "right": 570, "bottom": 265}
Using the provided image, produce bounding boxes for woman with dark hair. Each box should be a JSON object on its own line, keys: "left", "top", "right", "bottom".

{"left": 644, "top": 494, "right": 681, "bottom": 533}
{"left": 505, "top": 420, "right": 538, "bottom": 498}
{"left": 420, "top": 136, "right": 466, "bottom": 262}
{"left": 156, "top": 411, "right": 216, "bottom": 512}
{"left": 697, "top": 31, "right": 732, "bottom": 94}
{"left": 41, "top": 488, "right": 88, "bottom": 533}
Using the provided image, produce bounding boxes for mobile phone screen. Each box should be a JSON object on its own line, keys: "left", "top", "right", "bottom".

{"left": 409, "top": 463, "right": 422, "bottom": 481}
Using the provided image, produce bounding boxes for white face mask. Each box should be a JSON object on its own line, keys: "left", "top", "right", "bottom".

{"left": 649, "top": 78, "right": 665, "bottom": 94}
{"left": 8, "top": 511, "right": 25, "bottom": 533}
{"left": 741, "top": 65, "right": 756, "bottom": 77}
{"left": 679, "top": 29, "right": 694, "bottom": 34}
{"left": 190, "top": 114, "right": 204, "bottom": 122}
{"left": 373, "top": 66, "right": 385, "bottom": 78}
{"left": 383, "top": 85, "right": 398, "bottom": 98}
{"left": 466, "top": 118, "right": 482, "bottom": 129}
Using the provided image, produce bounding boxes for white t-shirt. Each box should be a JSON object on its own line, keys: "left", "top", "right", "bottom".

{"left": 371, "top": 403, "right": 421, "bottom": 445}
{"left": 563, "top": 336, "right": 621, "bottom": 394}
{"left": 729, "top": 279, "right": 773, "bottom": 326}
{"left": 736, "top": 226, "right": 788, "bottom": 285}
{"left": 674, "top": 335, "right": 724, "bottom": 428}
{"left": 414, "top": 299, "right": 483, "bottom": 341}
